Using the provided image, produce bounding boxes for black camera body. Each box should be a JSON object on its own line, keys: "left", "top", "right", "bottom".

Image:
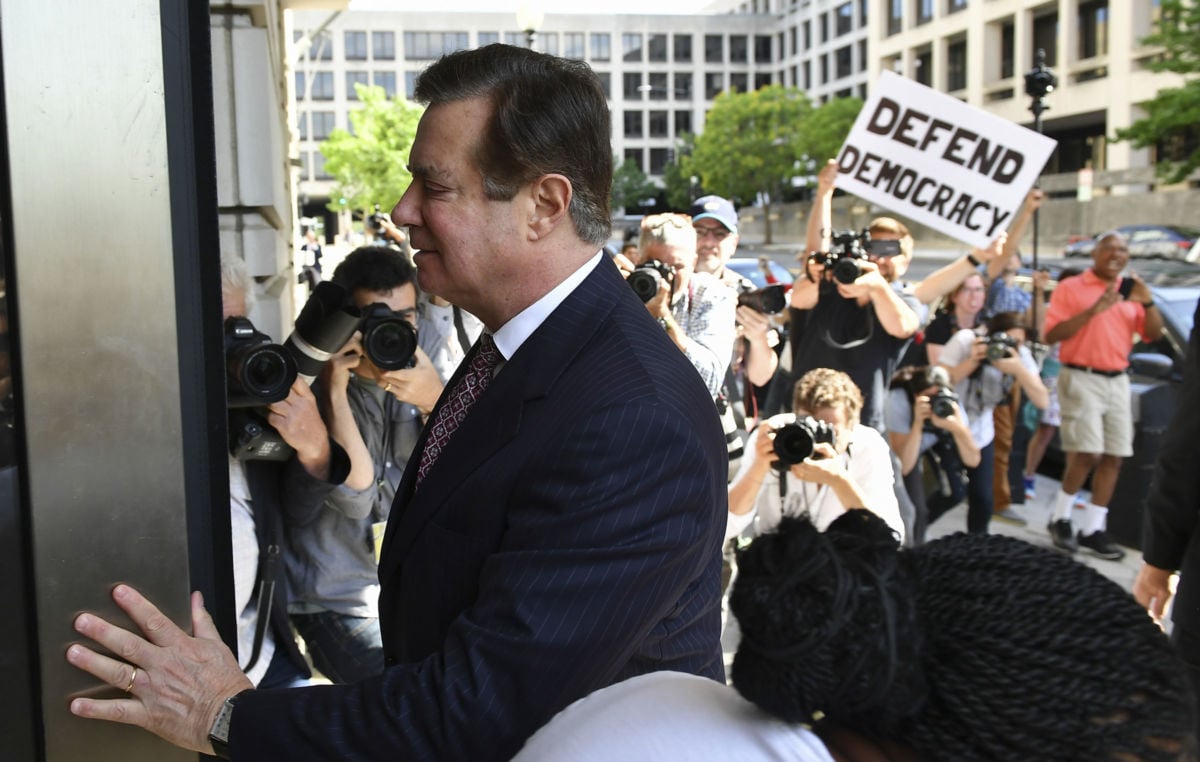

{"left": 737, "top": 284, "right": 787, "bottom": 315}
{"left": 628, "top": 259, "right": 674, "bottom": 303}
{"left": 811, "top": 229, "right": 902, "bottom": 285}
{"left": 929, "top": 389, "right": 959, "bottom": 418}
{"left": 985, "top": 333, "right": 1019, "bottom": 362}
{"left": 772, "top": 415, "right": 836, "bottom": 466}
{"left": 224, "top": 317, "right": 298, "bottom": 408}
{"left": 366, "top": 203, "right": 391, "bottom": 235}
{"left": 361, "top": 303, "right": 418, "bottom": 371}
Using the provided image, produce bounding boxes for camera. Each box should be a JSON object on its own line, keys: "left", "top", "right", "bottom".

{"left": 810, "top": 229, "right": 903, "bottom": 285}
{"left": 361, "top": 302, "right": 418, "bottom": 371}
{"left": 737, "top": 284, "right": 787, "bottom": 315}
{"left": 366, "top": 204, "right": 391, "bottom": 236}
{"left": 985, "top": 333, "right": 1019, "bottom": 362}
{"left": 225, "top": 317, "right": 298, "bottom": 408}
{"left": 772, "top": 415, "right": 836, "bottom": 466}
{"left": 284, "top": 281, "right": 364, "bottom": 384}
{"left": 628, "top": 259, "right": 674, "bottom": 303}
{"left": 929, "top": 389, "right": 959, "bottom": 418}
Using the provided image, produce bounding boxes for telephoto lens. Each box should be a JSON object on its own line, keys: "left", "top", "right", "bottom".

{"left": 772, "top": 415, "right": 836, "bottom": 466}
{"left": 284, "top": 281, "right": 363, "bottom": 384}
{"left": 832, "top": 256, "right": 866, "bottom": 284}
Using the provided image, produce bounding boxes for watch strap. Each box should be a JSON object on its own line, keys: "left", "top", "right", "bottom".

{"left": 209, "top": 689, "right": 250, "bottom": 760}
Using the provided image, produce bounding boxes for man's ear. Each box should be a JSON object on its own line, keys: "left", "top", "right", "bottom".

{"left": 526, "top": 174, "right": 572, "bottom": 241}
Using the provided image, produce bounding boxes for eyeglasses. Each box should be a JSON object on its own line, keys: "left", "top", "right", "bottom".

{"left": 694, "top": 225, "right": 732, "bottom": 242}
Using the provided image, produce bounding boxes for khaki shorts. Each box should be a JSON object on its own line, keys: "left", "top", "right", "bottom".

{"left": 1057, "top": 367, "right": 1132, "bottom": 457}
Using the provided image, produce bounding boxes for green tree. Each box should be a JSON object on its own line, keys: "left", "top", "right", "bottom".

{"left": 611, "top": 157, "right": 659, "bottom": 213}
{"left": 662, "top": 133, "right": 700, "bottom": 209}
{"left": 319, "top": 83, "right": 423, "bottom": 219}
{"left": 690, "top": 85, "right": 813, "bottom": 243}
{"left": 1114, "top": 0, "right": 1200, "bottom": 183}
{"left": 801, "top": 96, "right": 864, "bottom": 164}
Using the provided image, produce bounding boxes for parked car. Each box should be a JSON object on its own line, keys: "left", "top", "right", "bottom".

{"left": 725, "top": 257, "right": 796, "bottom": 289}
{"left": 1027, "top": 262, "right": 1200, "bottom": 548}
{"left": 1064, "top": 224, "right": 1200, "bottom": 260}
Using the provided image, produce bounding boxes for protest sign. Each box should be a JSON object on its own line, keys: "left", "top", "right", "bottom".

{"left": 835, "top": 70, "right": 1056, "bottom": 249}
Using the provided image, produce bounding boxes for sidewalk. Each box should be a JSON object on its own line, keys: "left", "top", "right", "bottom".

{"left": 924, "top": 472, "right": 1143, "bottom": 592}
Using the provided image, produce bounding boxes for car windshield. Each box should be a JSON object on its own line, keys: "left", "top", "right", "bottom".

{"left": 1157, "top": 287, "right": 1198, "bottom": 339}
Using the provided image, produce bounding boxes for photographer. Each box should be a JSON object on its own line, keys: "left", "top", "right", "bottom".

{"left": 885, "top": 365, "right": 980, "bottom": 544}
{"left": 285, "top": 246, "right": 443, "bottom": 684}
{"left": 727, "top": 368, "right": 903, "bottom": 544}
{"left": 937, "top": 311, "right": 1048, "bottom": 534}
{"left": 634, "top": 213, "right": 737, "bottom": 400}
{"left": 220, "top": 253, "right": 349, "bottom": 689}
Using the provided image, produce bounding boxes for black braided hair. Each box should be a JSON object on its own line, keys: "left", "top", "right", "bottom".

{"left": 730, "top": 511, "right": 1197, "bottom": 762}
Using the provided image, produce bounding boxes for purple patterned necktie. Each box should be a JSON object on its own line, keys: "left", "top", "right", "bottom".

{"left": 415, "top": 333, "right": 500, "bottom": 487}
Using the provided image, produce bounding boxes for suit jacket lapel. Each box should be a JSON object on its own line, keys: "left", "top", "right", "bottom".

{"left": 378, "top": 257, "right": 623, "bottom": 582}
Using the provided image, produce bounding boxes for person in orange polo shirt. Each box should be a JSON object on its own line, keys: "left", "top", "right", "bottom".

{"left": 1042, "top": 231, "right": 1163, "bottom": 559}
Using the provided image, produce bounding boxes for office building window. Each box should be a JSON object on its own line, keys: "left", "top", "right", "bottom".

{"left": 624, "top": 148, "right": 643, "bottom": 173}
{"left": 596, "top": 71, "right": 611, "bottom": 98}
{"left": 802, "top": 60, "right": 811, "bottom": 89}
{"left": 405, "top": 71, "right": 419, "bottom": 99}
{"left": 915, "top": 48, "right": 932, "bottom": 85}
{"left": 1000, "top": 21, "right": 1015, "bottom": 79}
{"left": 345, "top": 31, "right": 367, "bottom": 60}
{"left": 624, "top": 111, "right": 643, "bottom": 138}
{"left": 540, "top": 33, "right": 559, "bottom": 56}
{"left": 858, "top": 39, "right": 867, "bottom": 72}
{"left": 1078, "top": 0, "right": 1108, "bottom": 59}
{"left": 314, "top": 151, "right": 331, "bottom": 180}
{"left": 373, "top": 71, "right": 396, "bottom": 98}
{"left": 310, "top": 71, "right": 334, "bottom": 100}
{"left": 404, "top": 32, "right": 468, "bottom": 60}
{"left": 624, "top": 71, "right": 643, "bottom": 99}
{"left": 819, "top": 13, "right": 829, "bottom": 42}
{"left": 478, "top": 32, "right": 499, "bottom": 47}
{"left": 915, "top": 0, "right": 933, "bottom": 25}
{"left": 1033, "top": 12, "right": 1058, "bottom": 66}
{"left": 755, "top": 35, "right": 772, "bottom": 63}
{"left": 306, "top": 31, "right": 332, "bottom": 60}
{"left": 674, "top": 34, "right": 692, "bottom": 62}
{"left": 675, "top": 72, "right": 693, "bottom": 99}
{"left": 730, "top": 35, "right": 748, "bottom": 63}
{"left": 887, "top": 0, "right": 902, "bottom": 35}
{"left": 947, "top": 39, "right": 967, "bottom": 91}
{"left": 300, "top": 151, "right": 310, "bottom": 181}
{"left": 705, "top": 34, "right": 723, "bottom": 63}
{"left": 705, "top": 71, "right": 724, "bottom": 99}
{"left": 650, "top": 148, "right": 671, "bottom": 175}
{"left": 837, "top": 3, "right": 854, "bottom": 35}
{"left": 648, "top": 34, "right": 667, "bottom": 62}
{"left": 820, "top": 54, "right": 829, "bottom": 85}
{"left": 835, "top": 45, "right": 852, "bottom": 79}
{"left": 675, "top": 110, "right": 692, "bottom": 135}
{"left": 789, "top": 26, "right": 797, "bottom": 56}
{"left": 648, "top": 72, "right": 668, "bottom": 100}
{"left": 563, "top": 32, "right": 585, "bottom": 59}
{"left": 346, "top": 71, "right": 368, "bottom": 100}
{"left": 623, "top": 33, "right": 643, "bottom": 62}
{"left": 947, "top": 0, "right": 966, "bottom": 13}
{"left": 297, "top": 112, "right": 309, "bottom": 141}
{"left": 731, "top": 72, "right": 748, "bottom": 92}
{"left": 311, "top": 111, "right": 335, "bottom": 140}
{"left": 860, "top": 0, "right": 869, "bottom": 25}
{"left": 591, "top": 33, "right": 611, "bottom": 61}
{"left": 504, "top": 33, "right": 525, "bottom": 47}
{"left": 649, "top": 110, "right": 669, "bottom": 137}
{"left": 755, "top": 72, "right": 772, "bottom": 89}
{"left": 372, "top": 31, "right": 395, "bottom": 60}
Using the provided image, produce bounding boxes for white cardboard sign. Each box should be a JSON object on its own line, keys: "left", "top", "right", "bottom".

{"left": 835, "top": 71, "right": 1057, "bottom": 249}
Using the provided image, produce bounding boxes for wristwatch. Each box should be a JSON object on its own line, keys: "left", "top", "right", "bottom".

{"left": 657, "top": 316, "right": 674, "bottom": 331}
{"left": 209, "top": 690, "right": 250, "bottom": 759}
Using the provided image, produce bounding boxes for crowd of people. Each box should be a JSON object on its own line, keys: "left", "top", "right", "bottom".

{"left": 64, "top": 44, "right": 1196, "bottom": 761}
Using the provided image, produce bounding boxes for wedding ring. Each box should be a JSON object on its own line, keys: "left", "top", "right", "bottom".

{"left": 124, "top": 667, "right": 138, "bottom": 693}
{"left": 384, "top": 383, "right": 393, "bottom": 393}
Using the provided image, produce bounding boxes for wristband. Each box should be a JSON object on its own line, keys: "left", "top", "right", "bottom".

{"left": 965, "top": 253, "right": 981, "bottom": 267}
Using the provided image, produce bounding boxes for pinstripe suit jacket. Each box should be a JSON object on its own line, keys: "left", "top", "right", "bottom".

{"left": 232, "top": 255, "right": 727, "bottom": 760}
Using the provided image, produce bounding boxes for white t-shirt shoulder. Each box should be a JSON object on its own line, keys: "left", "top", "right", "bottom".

{"left": 513, "top": 672, "right": 834, "bottom": 762}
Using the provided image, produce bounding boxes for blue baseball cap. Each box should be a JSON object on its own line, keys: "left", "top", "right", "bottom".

{"left": 689, "top": 195, "right": 738, "bottom": 234}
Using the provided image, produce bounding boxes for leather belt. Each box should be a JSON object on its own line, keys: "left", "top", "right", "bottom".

{"left": 1064, "top": 362, "right": 1124, "bottom": 378}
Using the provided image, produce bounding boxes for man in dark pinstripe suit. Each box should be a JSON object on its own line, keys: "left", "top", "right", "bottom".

{"left": 69, "top": 44, "right": 727, "bottom": 761}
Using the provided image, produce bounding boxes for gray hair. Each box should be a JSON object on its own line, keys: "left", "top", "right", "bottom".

{"left": 220, "top": 252, "right": 254, "bottom": 311}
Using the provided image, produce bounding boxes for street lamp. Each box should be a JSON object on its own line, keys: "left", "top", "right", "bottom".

{"left": 1024, "top": 47, "right": 1056, "bottom": 341}
{"left": 516, "top": 3, "right": 544, "bottom": 49}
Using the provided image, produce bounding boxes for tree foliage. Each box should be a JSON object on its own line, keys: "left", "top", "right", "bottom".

{"left": 320, "top": 83, "right": 423, "bottom": 216}
{"left": 662, "top": 132, "right": 701, "bottom": 209}
{"left": 1114, "top": 0, "right": 1200, "bottom": 183}
{"left": 801, "top": 96, "right": 864, "bottom": 164}
{"left": 611, "top": 157, "right": 660, "bottom": 213}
